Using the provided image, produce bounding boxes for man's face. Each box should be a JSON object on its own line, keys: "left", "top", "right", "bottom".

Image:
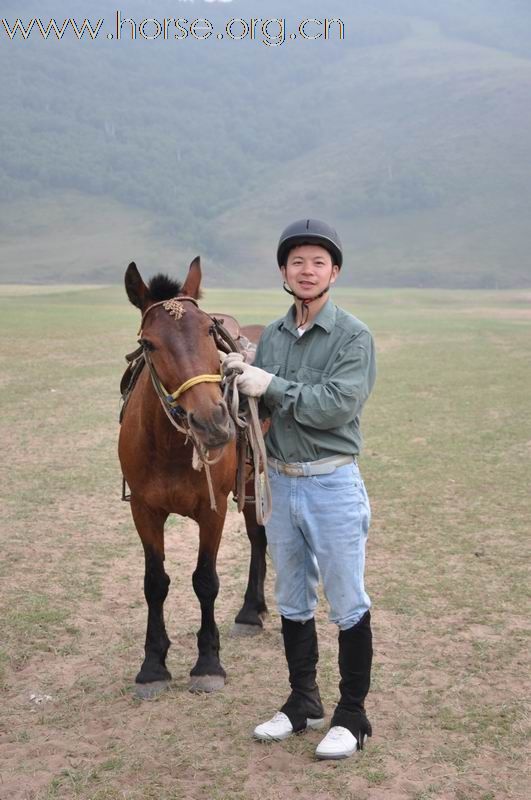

{"left": 281, "top": 244, "right": 339, "bottom": 300}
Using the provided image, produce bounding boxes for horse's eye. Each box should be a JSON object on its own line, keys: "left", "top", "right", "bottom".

{"left": 138, "top": 337, "right": 155, "bottom": 351}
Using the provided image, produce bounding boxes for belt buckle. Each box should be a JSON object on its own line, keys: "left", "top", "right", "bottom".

{"left": 285, "top": 464, "right": 300, "bottom": 477}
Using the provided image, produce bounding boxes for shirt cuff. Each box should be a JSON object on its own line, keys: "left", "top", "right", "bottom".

{"left": 264, "top": 375, "right": 290, "bottom": 405}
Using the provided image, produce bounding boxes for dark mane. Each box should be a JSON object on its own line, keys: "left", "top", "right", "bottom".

{"left": 148, "top": 273, "right": 183, "bottom": 301}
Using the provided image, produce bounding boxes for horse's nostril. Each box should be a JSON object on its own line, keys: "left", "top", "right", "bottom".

{"left": 188, "top": 412, "right": 205, "bottom": 431}
{"left": 189, "top": 404, "right": 230, "bottom": 436}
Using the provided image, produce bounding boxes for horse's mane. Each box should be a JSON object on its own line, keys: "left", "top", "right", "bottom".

{"left": 148, "top": 273, "right": 183, "bottom": 301}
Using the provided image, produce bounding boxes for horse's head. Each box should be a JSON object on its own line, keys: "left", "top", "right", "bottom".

{"left": 125, "top": 257, "right": 234, "bottom": 450}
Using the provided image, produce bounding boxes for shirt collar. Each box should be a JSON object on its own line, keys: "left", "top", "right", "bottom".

{"left": 279, "top": 297, "right": 337, "bottom": 336}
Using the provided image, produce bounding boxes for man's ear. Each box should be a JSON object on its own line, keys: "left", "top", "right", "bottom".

{"left": 181, "top": 256, "right": 202, "bottom": 299}
{"left": 125, "top": 262, "right": 150, "bottom": 310}
{"left": 329, "top": 264, "right": 340, "bottom": 285}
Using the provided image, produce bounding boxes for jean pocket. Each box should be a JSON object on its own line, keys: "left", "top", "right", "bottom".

{"left": 308, "top": 465, "right": 361, "bottom": 491}
{"left": 267, "top": 467, "right": 281, "bottom": 482}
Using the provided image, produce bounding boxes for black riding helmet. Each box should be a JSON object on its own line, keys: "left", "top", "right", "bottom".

{"left": 277, "top": 219, "right": 343, "bottom": 269}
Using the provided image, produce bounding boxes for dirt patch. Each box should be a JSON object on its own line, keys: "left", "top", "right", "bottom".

{"left": 2, "top": 497, "right": 529, "bottom": 800}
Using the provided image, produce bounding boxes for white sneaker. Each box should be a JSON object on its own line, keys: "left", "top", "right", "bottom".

{"left": 253, "top": 711, "right": 325, "bottom": 742}
{"left": 315, "top": 726, "right": 365, "bottom": 759}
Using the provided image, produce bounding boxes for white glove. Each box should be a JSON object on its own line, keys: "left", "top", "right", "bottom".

{"left": 222, "top": 352, "right": 273, "bottom": 397}
{"left": 236, "top": 363, "right": 273, "bottom": 397}
{"left": 237, "top": 363, "right": 274, "bottom": 397}
{"left": 222, "top": 351, "right": 245, "bottom": 374}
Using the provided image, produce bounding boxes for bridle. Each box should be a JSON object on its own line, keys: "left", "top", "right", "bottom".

{"left": 126, "top": 293, "right": 271, "bottom": 524}
{"left": 138, "top": 296, "right": 223, "bottom": 419}
{"left": 137, "top": 295, "right": 239, "bottom": 512}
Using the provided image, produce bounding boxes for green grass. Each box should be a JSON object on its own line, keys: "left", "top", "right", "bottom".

{"left": 0, "top": 285, "right": 529, "bottom": 800}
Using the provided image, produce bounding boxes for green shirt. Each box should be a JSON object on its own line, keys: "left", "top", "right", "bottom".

{"left": 254, "top": 297, "right": 376, "bottom": 462}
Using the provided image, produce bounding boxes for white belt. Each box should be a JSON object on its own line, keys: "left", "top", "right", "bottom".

{"left": 267, "top": 454, "right": 356, "bottom": 477}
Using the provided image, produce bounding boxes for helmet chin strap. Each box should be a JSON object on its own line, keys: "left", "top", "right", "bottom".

{"left": 282, "top": 282, "right": 331, "bottom": 327}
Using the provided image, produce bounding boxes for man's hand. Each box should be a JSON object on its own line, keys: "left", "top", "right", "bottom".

{"left": 222, "top": 352, "right": 273, "bottom": 398}
{"left": 222, "top": 352, "right": 245, "bottom": 373}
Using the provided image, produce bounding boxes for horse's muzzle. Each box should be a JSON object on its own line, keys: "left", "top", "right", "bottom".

{"left": 187, "top": 401, "right": 234, "bottom": 449}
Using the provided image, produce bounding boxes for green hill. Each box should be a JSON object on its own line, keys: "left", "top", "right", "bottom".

{"left": 1, "top": 0, "right": 531, "bottom": 287}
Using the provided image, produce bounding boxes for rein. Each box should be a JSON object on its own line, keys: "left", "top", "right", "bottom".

{"left": 128, "top": 293, "right": 271, "bottom": 523}
{"left": 222, "top": 365, "right": 272, "bottom": 526}
{"left": 138, "top": 295, "right": 225, "bottom": 511}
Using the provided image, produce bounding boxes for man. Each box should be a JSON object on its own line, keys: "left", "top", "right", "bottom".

{"left": 223, "top": 219, "right": 375, "bottom": 760}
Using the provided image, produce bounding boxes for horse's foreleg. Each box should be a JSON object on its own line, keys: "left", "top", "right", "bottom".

{"left": 233, "top": 488, "right": 268, "bottom": 635}
{"left": 189, "top": 504, "right": 226, "bottom": 693}
{"left": 130, "top": 499, "right": 171, "bottom": 688}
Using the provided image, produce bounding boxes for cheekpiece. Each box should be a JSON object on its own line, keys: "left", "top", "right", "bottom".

{"left": 162, "top": 298, "right": 186, "bottom": 320}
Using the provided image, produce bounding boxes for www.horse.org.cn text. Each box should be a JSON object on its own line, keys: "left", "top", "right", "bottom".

{"left": 1, "top": 14, "right": 346, "bottom": 47}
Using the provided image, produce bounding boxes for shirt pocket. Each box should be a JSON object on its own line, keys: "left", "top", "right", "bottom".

{"left": 296, "top": 365, "right": 326, "bottom": 384}
{"left": 261, "top": 363, "right": 282, "bottom": 377}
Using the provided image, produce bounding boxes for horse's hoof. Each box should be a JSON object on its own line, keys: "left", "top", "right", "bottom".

{"left": 134, "top": 680, "right": 171, "bottom": 700}
{"left": 188, "top": 674, "right": 225, "bottom": 693}
{"left": 230, "top": 622, "right": 263, "bottom": 637}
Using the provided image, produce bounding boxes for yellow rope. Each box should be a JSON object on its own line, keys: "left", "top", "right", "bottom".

{"left": 163, "top": 374, "right": 222, "bottom": 404}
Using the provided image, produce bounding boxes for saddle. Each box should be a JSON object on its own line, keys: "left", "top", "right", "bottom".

{"left": 207, "top": 313, "right": 258, "bottom": 365}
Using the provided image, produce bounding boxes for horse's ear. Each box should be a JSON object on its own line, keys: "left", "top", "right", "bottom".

{"left": 125, "top": 262, "right": 150, "bottom": 310}
{"left": 181, "top": 256, "right": 202, "bottom": 300}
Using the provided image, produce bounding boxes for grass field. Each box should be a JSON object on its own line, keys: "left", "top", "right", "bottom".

{"left": 0, "top": 284, "right": 529, "bottom": 800}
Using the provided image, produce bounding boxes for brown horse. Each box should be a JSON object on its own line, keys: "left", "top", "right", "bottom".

{"left": 118, "top": 258, "right": 267, "bottom": 696}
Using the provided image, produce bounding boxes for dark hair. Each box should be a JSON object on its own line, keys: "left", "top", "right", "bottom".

{"left": 148, "top": 274, "right": 183, "bottom": 301}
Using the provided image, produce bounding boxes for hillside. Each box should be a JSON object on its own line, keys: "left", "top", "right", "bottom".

{"left": 1, "top": 0, "right": 531, "bottom": 287}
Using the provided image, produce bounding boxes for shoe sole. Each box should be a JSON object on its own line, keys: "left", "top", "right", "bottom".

{"left": 254, "top": 717, "right": 325, "bottom": 742}
{"left": 315, "top": 747, "right": 357, "bottom": 760}
{"left": 316, "top": 733, "right": 367, "bottom": 759}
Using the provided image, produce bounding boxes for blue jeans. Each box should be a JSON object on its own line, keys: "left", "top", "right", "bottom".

{"left": 265, "top": 461, "right": 371, "bottom": 631}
